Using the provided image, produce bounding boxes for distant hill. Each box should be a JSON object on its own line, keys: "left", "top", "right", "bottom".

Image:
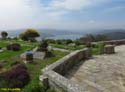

{"left": 0, "top": 29, "right": 125, "bottom": 40}
{"left": 0, "top": 29, "right": 85, "bottom": 38}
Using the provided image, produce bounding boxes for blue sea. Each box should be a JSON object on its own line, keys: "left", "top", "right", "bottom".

{"left": 46, "top": 34, "right": 83, "bottom": 40}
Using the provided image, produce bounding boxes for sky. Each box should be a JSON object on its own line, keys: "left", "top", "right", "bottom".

{"left": 0, "top": 0, "right": 125, "bottom": 31}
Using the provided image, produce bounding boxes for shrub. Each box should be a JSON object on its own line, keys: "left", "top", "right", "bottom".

{"left": 91, "top": 43, "right": 98, "bottom": 48}
{"left": 0, "top": 63, "right": 3, "bottom": 69}
{"left": 46, "top": 39, "right": 56, "bottom": 44}
{"left": 23, "top": 83, "right": 55, "bottom": 92}
{"left": 86, "top": 42, "right": 92, "bottom": 48}
{"left": 6, "top": 43, "right": 21, "bottom": 51}
{"left": 37, "top": 40, "right": 48, "bottom": 52}
{"left": 0, "top": 74, "right": 8, "bottom": 88}
{"left": 56, "top": 40, "right": 62, "bottom": 44}
{"left": 10, "top": 61, "right": 20, "bottom": 66}
{"left": 65, "top": 39, "right": 73, "bottom": 45}
{"left": 3, "top": 64, "right": 30, "bottom": 88}
{"left": 98, "top": 42, "right": 105, "bottom": 54}
{"left": 74, "top": 40, "right": 81, "bottom": 45}
{"left": 45, "top": 51, "right": 54, "bottom": 58}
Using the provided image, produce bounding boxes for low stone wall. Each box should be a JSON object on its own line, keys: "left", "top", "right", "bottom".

{"left": 40, "top": 48, "right": 102, "bottom": 92}
{"left": 103, "top": 39, "right": 125, "bottom": 45}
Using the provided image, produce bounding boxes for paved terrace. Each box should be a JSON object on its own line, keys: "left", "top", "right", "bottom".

{"left": 66, "top": 45, "right": 125, "bottom": 92}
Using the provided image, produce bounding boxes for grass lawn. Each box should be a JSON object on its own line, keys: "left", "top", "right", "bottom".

{"left": 23, "top": 51, "right": 68, "bottom": 92}
{"left": 0, "top": 40, "right": 38, "bottom": 70}
{"left": 0, "top": 45, "right": 36, "bottom": 71}
{"left": 50, "top": 43, "right": 102, "bottom": 55}
{"left": 91, "top": 48, "right": 100, "bottom": 55}
{"left": 0, "top": 41, "right": 9, "bottom": 47}
{"left": 0, "top": 40, "right": 39, "bottom": 48}
{"left": 0, "top": 46, "right": 30, "bottom": 61}
{"left": 0, "top": 40, "right": 68, "bottom": 92}
{"left": 50, "top": 44, "right": 85, "bottom": 51}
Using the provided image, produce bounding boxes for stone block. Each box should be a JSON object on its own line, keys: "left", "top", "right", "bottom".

{"left": 104, "top": 45, "right": 115, "bottom": 54}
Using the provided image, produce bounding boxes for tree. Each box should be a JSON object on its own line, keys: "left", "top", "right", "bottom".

{"left": 95, "top": 34, "right": 109, "bottom": 42}
{"left": 19, "top": 28, "right": 40, "bottom": 41}
{"left": 1, "top": 31, "right": 8, "bottom": 40}
{"left": 79, "top": 34, "right": 94, "bottom": 45}
{"left": 79, "top": 34, "right": 110, "bottom": 44}
{"left": 65, "top": 39, "right": 73, "bottom": 45}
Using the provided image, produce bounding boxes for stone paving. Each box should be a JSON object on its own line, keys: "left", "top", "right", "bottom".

{"left": 66, "top": 45, "right": 125, "bottom": 92}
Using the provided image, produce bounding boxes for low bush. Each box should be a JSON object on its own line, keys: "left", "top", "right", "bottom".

{"left": 6, "top": 43, "right": 21, "bottom": 51}
{"left": 45, "top": 51, "right": 54, "bottom": 58}
{"left": 0, "top": 64, "right": 2, "bottom": 69}
{"left": 37, "top": 40, "right": 48, "bottom": 52}
{"left": 2, "top": 64, "right": 30, "bottom": 88}
{"left": 10, "top": 61, "right": 20, "bottom": 66}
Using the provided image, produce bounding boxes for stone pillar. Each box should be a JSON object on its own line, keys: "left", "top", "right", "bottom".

{"left": 104, "top": 45, "right": 115, "bottom": 54}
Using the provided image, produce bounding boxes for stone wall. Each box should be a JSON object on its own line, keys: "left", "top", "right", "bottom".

{"left": 103, "top": 39, "right": 125, "bottom": 45}
{"left": 40, "top": 48, "right": 102, "bottom": 92}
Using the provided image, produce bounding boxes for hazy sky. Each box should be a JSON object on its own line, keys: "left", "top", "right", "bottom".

{"left": 0, "top": 0, "right": 125, "bottom": 30}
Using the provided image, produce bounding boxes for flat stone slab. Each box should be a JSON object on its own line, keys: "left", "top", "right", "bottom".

{"left": 21, "top": 52, "right": 45, "bottom": 60}
{"left": 66, "top": 45, "right": 125, "bottom": 92}
{"left": 0, "top": 50, "right": 4, "bottom": 52}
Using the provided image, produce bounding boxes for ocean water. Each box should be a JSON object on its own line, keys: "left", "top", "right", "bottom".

{"left": 46, "top": 34, "right": 83, "bottom": 40}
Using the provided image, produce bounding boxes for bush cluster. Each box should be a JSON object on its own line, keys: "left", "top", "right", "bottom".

{"left": 6, "top": 43, "right": 21, "bottom": 51}
{"left": 37, "top": 40, "right": 48, "bottom": 52}
{"left": 0, "top": 64, "right": 30, "bottom": 88}
{"left": 45, "top": 51, "right": 54, "bottom": 58}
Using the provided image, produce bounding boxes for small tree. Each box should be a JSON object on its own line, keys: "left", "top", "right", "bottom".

{"left": 65, "top": 39, "right": 73, "bottom": 45}
{"left": 20, "top": 28, "right": 40, "bottom": 41}
{"left": 1, "top": 31, "right": 8, "bottom": 40}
